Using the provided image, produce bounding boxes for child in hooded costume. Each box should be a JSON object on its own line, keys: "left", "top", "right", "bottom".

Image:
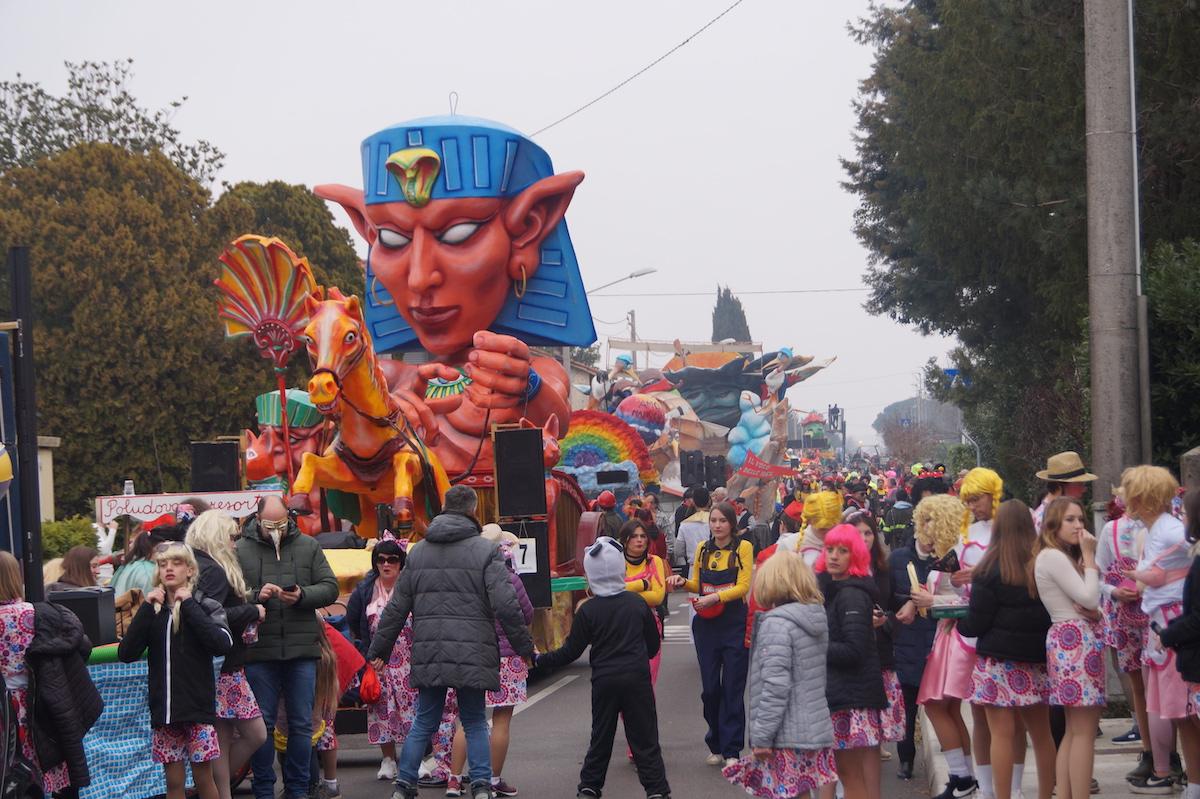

{"left": 536, "top": 537, "right": 671, "bottom": 799}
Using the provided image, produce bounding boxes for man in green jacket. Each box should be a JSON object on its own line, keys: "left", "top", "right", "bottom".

{"left": 237, "top": 495, "right": 339, "bottom": 799}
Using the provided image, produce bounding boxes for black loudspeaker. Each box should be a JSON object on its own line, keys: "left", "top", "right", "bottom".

{"left": 190, "top": 441, "right": 240, "bottom": 492}
{"left": 48, "top": 587, "right": 116, "bottom": 645}
{"left": 493, "top": 427, "right": 547, "bottom": 518}
{"left": 501, "top": 520, "right": 552, "bottom": 608}
{"left": 705, "top": 454, "right": 727, "bottom": 490}
{"left": 680, "top": 450, "right": 704, "bottom": 488}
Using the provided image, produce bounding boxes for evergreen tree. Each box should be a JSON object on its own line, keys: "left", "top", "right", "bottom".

{"left": 711, "top": 285, "right": 751, "bottom": 343}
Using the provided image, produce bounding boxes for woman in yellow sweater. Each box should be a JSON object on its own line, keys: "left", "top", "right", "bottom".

{"left": 667, "top": 501, "right": 754, "bottom": 767}
{"left": 618, "top": 519, "right": 668, "bottom": 685}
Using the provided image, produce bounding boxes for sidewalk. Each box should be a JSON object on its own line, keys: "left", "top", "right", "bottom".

{"left": 919, "top": 710, "right": 1152, "bottom": 799}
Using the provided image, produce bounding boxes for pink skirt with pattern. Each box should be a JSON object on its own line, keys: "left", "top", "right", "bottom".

{"left": 216, "top": 668, "right": 262, "bottom": 720}
{"left": 1046, "top": 619, "right": 1106, "bottom": 707}
{"left": 486, "top": 655, "right": 528, "bottom": 708}
{"left": 881, "top": 670, "right": 906, "bottom": 742}
{"left": 970, "top": 656, "right": 1049, "bottom": 707}
{"left": 152, "top": 722, "right": 221, "bottom": 764}
{"left": 1186, "top": 683, "right": 1200, "bottom": 717}
{"left": 918, "top": 619, "right": 976, "bottom": 704}
{"left": 831, "top": 708, "right": 885, "bottom": 750}
{"left": 316, "top": 713, "right": 337, "bottom": 752}
{"left": 723, "top": 747, "right": 838, "bottom": 798}
{"left": 10, "top": 688, "right": 68, "bottom": 792}
{"left": 1103, "top": 598, "right": 1147, "bottom": 673}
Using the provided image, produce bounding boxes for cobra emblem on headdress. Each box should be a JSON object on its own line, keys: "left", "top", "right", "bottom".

{"left": 385, "top": 148, "right": 441, "bottom": 207}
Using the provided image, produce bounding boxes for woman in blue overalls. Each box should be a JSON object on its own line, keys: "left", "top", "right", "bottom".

{"left": 669, "top": 501, "right": 754, "bottom": 767}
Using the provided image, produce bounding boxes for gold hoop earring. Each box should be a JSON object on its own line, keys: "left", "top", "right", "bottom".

{"left": 513, "top": 265, "right": 527, "bottom": 299}
{"left": 370, "top": 275, "right": 395, "bottom": 307}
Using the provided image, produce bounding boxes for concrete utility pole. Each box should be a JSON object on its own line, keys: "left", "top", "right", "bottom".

{"left": 628, "top": 309, "right": 638, "bottom": 369}
{"left": 1084, "top": 0, "right": 1146, "bottom": 502}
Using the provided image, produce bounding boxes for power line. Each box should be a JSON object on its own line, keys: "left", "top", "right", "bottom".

{"left": 589, "top": 287, "right": 869, "bottom": 298}
{"left": 530, "top": 0, "right": 750, "bottom": 137}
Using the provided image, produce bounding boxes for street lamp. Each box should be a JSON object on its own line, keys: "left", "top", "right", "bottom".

{"left": 586, "top": 268, "right": 658, "bottom": 295}
{"left": 585, "top": 268, "right": 658, "bottom": 369}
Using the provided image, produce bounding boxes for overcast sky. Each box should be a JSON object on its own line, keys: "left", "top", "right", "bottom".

{"left": 0, "top": 0, "right": 953, "bottom": 446}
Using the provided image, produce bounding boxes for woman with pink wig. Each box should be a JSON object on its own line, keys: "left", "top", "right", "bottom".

{"left": 815, "top": 524, "right": 888, "bottom": 799}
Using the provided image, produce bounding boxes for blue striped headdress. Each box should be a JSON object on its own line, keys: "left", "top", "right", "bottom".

{"left": 358, "top": 115, "right": 596, "bottom": 354}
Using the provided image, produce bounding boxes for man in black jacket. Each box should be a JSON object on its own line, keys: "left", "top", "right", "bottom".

{"left": 368, "top": 486, "right": 533, "bottom": 799}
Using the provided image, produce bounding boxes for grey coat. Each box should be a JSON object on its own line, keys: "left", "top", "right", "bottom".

{"left": 747, "top": 602, "right": 835, "bottom": 751}
{"left": 366, "top": 512, "right": 534, "bottom": 691}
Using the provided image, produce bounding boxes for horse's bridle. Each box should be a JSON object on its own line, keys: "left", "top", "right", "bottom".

{"left": 309, "top": 335, "right": 402, "bottom": 428}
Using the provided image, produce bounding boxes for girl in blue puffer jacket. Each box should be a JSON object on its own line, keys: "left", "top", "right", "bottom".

{"left": 724, "top": 549, "right": 837, "bottom": 799}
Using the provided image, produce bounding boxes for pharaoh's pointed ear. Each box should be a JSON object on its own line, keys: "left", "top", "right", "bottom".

{"left": 503, "top": 171, "right": 585, "bottom": 258}
{"left": 314, "top": 184, "right": 372, "bottom": 242}
{"left": 545, "top": 413, "right": 560, "bottom": 440}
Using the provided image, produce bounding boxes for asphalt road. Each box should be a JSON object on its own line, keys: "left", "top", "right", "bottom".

{"left": 252, "top": 606, "right": 932, "bottom": 799}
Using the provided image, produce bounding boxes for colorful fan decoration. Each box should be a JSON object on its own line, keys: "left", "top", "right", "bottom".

{"left": 214, "top": 234, "right": 319, "bottom": 487}
{"left": 557, "top": 409, "right": 659, "bottom": 493}
{"left": 215, "top": 235, "right": 318, "bottom": 369}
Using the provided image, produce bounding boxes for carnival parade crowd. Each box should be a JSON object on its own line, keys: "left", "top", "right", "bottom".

{"left": 8, "top": 453, "right": 1200, "bottom": 799}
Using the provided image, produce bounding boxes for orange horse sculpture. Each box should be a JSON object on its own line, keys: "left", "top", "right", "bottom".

{"left": 289, "top": 287, "right": 450, "bottom": 538}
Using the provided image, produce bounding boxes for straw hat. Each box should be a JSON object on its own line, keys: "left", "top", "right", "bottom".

{"left": 1035, "top": 451, "right": 1098, "bottom": 483}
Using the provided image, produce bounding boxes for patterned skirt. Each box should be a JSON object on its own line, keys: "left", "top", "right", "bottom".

{"left": 10, "top": 688, "right": 68, "bottom": 792}
{"left": 831, "top": 707, "right": 885, "bottom": 750}
{"left": 881, "top": 670, "right": 906, "bottom": 742}
{"left": 215, "top": 668, "right": 262, "bottom": 720}
{"left": 917, "top": 619, "right": 976, "bottom": 704}
{"left": 723, "top": 747, "right": 838, "bottom": 799}
{"left": 151, "top": 722, "right": 221, "bottom": 764}
{"left": 1046, "top": 619, "right": 1106, "bottom": 707}
{"left": 1102, "top": 597, "right": 1147, "bottom": 673}
{"left": 970, "top": 656, "right": 1049, "bottom": 708}
{"left": 486, "top": 655, "right": 529, "bottom": 708}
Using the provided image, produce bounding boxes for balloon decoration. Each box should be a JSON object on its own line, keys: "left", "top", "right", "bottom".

{"left": 0, "top": 444, "right": 14, "bottom": 501}
{"left": 614, "top": 394, "right": 667, "bottom": 446}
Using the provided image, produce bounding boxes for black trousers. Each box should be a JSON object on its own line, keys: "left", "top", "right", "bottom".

{"left": 898, "top": 682, "right": 921, "bottom": 766}
{"left": 579, "top": 676, "right": 670, "bottom": 797}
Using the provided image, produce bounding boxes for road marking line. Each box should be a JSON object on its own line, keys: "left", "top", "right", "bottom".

{"left": 514, "top": 674, "right": 579, "bottom": 715}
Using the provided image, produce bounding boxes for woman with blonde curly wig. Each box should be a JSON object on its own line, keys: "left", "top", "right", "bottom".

{"left": 909, "top": 493, "right": 985, "bottom": 799}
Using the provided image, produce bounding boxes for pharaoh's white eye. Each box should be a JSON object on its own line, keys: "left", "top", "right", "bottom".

{"left": 378, "top": 228, "right": 411, "bottom": 249}
{"left": 438, "top": 222, "right": 480, "bottom": 245}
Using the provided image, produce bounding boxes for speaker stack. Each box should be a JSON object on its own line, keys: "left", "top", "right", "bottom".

{"left": 492, "top": 426, "right": 552, "bottom": 607}
{"left": 190, "top": 441, "right": 240, "bottom": 492}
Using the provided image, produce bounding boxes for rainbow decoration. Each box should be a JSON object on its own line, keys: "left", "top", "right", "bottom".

{"left": 557, "top": 410, "right": 659, "bottom": 497}
{"left": 615, "top": 394, "right": 667, "bottom": 446}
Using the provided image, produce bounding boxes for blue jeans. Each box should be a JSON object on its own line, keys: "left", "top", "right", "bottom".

{"left": 246, "top": 659, "right": 317, "bottom": 799}
{"left": 397, "top": 686, "right": 490, "bottom": 788}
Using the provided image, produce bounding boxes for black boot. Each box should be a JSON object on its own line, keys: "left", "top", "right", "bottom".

{"left": 896, "top": 761, "right": 914, "bottom": 780}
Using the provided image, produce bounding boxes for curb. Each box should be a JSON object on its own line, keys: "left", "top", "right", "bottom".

{"left": 919, "top": 706, "right": 948, "bottom": 796}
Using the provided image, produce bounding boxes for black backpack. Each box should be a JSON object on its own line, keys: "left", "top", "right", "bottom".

{"left": 881, "top": 505, "right": 915, "bottom": 550}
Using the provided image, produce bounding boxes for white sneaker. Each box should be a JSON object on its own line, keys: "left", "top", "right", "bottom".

{"left": 705, "top": 753, "right": 723, "bottom": 766}
{"left": 724, "top": 757, "right": 738, "bottom": 768}
{"left": 377, "top": 756, "right": 397, "bottom": 781}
